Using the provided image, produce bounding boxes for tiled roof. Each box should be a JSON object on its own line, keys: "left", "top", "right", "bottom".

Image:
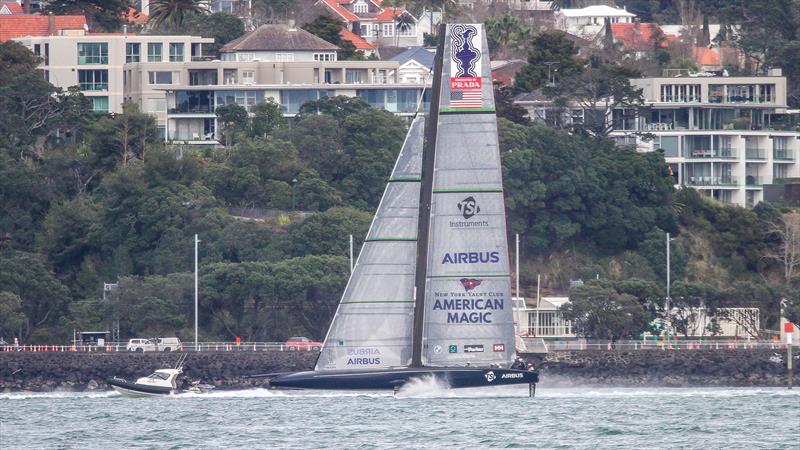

{"left": 0, "top": 2, "right": 24, "bottom": 14}
{"left": 375, "top": 7, "right": 413, "bottom": 21}
{"left": 693, "top": 47, "right": 721, "bottom": 66}
{"left": 610, "top": 23, "right": 674, "bottom": 51}
{"left": 389, "top": 46, "right": 434, "bottom": 68}
{"left": 339, "top": 27, "right": 375, "bottom": 50}
{"left": 318, "top": 0, "right": 359, "bottom": 22}
{"left": 0, "top": 15, "right": 87, "bottom": 42}
{"left": 123, "top": 7, "right": 148, "bottom": 24}
{"left": 220, "top": 24, "right": 338, "bottom": 52}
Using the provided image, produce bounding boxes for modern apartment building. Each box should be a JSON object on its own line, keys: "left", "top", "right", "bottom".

{"left": 610, "top": 70, "right": 800, "bottom": 208}
{"left": 14, "top": 32, "right": 213, "bottom": 113}
{"left": 124, "top": 58, "right": 427, "bottom": 142}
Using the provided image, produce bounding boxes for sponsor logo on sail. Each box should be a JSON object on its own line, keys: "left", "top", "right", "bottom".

{"left": 345, "top": 347, "right": 381, "bottom": 366}
{"left": 460, "top": 278, "right": 482, "bottom": 292}
{"left": 493, "top": 343, "right": 505, "bottom": 352}
{"left": 449, "top": 196, "right": 489, "bottom": 229}
{"left": 449, "top": 24, "right": 483, "bottom": 109}
{"left": 449, "top": 344, "right": 458, "bottom": 353}
{"left": 432, "top": 296, "right": 504, "bottom": 324}
{"left": 441, "top": 251, "right": 500, "bottom": 265}
{"left": 434, "top": 345, "right": 442, "bottom": 354}
{"left": 484, "top": 370, "right": 496, "bottom": 382}
{"left": 464, "top": 344, "right": 484, "bottom": 353}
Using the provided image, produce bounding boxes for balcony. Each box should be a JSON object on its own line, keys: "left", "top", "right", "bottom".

{"left": 745, "top": 148, "right": 767, "bottom": 160}
{"left": 774, "top": 149, "right": 794, "bottom": 160}
{"left": 745, "top": 176, "right": 763, "bottom": 186}
{"left": 686, "top": 176, "right": 738, "bottom": 187}
{"left": 687, "top": 148, "right": 737, "bottom": 159}
{"left": 79, "top": 82, "right": 108, "bottom": 91}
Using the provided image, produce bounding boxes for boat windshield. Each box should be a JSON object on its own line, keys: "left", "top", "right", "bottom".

{"left": 148, "top": 372, "right": 170, "bottom": 380}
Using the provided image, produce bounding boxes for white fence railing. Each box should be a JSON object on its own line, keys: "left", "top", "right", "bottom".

{"left": 0, "top": 341, "right": 320, "bottom": 353}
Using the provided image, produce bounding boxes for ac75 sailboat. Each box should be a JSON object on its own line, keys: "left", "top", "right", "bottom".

{"left": 266, "top": 23, "right": 539, "bottom": 394}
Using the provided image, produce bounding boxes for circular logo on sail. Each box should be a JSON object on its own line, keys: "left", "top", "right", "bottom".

{"left": 484, "top": 371, "right": 496, "bottom": 382}
{"left": 458, "top": 196, "right": 480, "bottom": 219}
{"left": 434, "top": 345, "right": 442, "bottom": 353}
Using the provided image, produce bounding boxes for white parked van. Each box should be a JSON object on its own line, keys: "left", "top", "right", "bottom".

{"left": 157, "top": 337, "right": 182, "bottom": 352}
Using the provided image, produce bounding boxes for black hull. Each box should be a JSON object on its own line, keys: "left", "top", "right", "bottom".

{"left": 106, "top": 378, "right": 174, "bottom": 396}
{"left": 268, "top": 368, "right": 539, "bottom": 390}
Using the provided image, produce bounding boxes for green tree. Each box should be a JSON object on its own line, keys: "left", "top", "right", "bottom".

{"left": 297, "top": 95, "right": 371, "bottom": 123}
{"left": 0, "top": 292, "right": 27, "bottom": 341}
{"left": 288, "top": 207, "right": 371, "bottom": 257}
{"left": 250, "top": 99, "right": 286, "bottom": 138}
{"left": 45, "top": 0, "right": 128, "bottom": 32}
{"left": 215, "top": 103, "right": 249, "bottom": 146}
{"left": 301, "top": 15, "right": 365, "bottom": 60}
{"left": 115, "top": 273, "right": 192, "bottom": 338}
{"left": 183, "top": 12, "right": 245, "bottom": 55}
{"left": 562, "top": 280, "right": 652, "bottom": 340}
{"left": 148, "top": 0, "right": 208, "bottom": 30}
{"left": 514, "top": 31, "right": 585, "bottom": 93}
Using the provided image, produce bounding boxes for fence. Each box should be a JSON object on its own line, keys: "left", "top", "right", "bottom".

{"left": 0, "top": 341, "right": 320, "bottom": 353}
{"left": 542, "top": 339, "right": 789, "bottom": 352}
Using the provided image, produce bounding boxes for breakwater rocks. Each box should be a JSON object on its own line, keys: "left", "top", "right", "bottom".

{"left": 0, "top": 351, "right": 316, "bottom": 392}
{"left": 539, "top": 348, "right": 798, "bottom": 387}
{"left": 1, "top": 348, "right": 796, "bottom": 392}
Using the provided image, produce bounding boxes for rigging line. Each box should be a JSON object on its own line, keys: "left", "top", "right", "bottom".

{"left": 412, "top": 63, "right": 433, "bottom": 119}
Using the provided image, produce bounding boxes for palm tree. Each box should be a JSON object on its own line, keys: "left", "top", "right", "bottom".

{"left": 394, "top": 11, "right": 416, "bottom": 47}
{"left": 148, "top": 0, "right": 208, "bottom": 30}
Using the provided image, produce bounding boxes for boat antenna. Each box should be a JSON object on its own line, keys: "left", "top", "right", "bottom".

{"left": 175, "top": 353, "right": 188, "bottom": 369}
{"left": 410, "top": 23, "right": 446, "bottom": 368}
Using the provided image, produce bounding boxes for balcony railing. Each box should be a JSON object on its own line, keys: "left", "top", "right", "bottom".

{"left": 168, "top": 106, "right": 213, "bottom": 114}
{"left": 745, "top": 148, "right": 767, "bottom": 159}
{"left": 686, "top": 176, "right": 738, "bottom": 186}
{"left": 745, "top": 176, "right": 763, "bottom": 186}
{"left": 774, "top": 149, "right": 794, "bottom": 160}
{"left": 79, "top": 82, "right": 108, "bottom": 91}
{"left": 687, "top": 148, "right": 737, "bottom": 158}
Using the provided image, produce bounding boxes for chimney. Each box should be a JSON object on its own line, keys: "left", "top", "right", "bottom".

{"left": 123, "top": 24, "right": 128, "bottom": 37}
{"left": 288, "top": 19, "right": 296, "bottom": 30}
{"left": 48, "top": 12, "right": 55, "bottom": 36}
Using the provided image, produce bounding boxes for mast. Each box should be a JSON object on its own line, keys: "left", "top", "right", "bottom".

{"left": 411, "top": 24, "right": 445, "bottom": 368}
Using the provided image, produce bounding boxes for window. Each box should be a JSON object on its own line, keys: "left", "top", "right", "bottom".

{"left": 148, "top": 71, "right": 174, "bottom": 85}
{"left": 237, "top": 52, "right": 254, "bottom": 62}
{"left": 382, "top": 23, "right": 394, "bottom": 37}
{"left": 774, "top": 164, "right": 789, "bottom": 180}
{"left": 223, "top": 69, "right": 237, "bottom": 85}
{"left": 33, "top": 44, "right": 41, "bottom": 56}
{"left": 398, "top": 23, "right": 414, "bottom": 37}
{"left": 353, "top": 0, "right": 368, "bottom": 13}
{"left": 346, "top": 70, "right": 365, "bottom": 84}
{"left": 314, "top": 53, "right": 335, "bottom": 62}
{"left": 148, "top": 43, "right": 162, "bottom": 62}
{"left": 360, "top": 25, "right": 368, "bottom": 36}
{"left": 77, "top": 43, "right": 108, "bottom": 64}
{"left": 275, "top": 53, "right": 294, "bottom": 62}
{"left": 169, "top": 43, "right": 184, "bottom": 62}
{"left": 78, "top": 70, "right": 108, "bottom": 91}
{"left": 126, "top": 43, "right": 140, "bottom": 63}
{"left": 44, "top": 43, "right": 49, "bottom": 65}
{"left": 242, "top": 70, "right": 254, "bottom": 85}
{"left": 90, "top": 96, "right": 109, "bottom": 113}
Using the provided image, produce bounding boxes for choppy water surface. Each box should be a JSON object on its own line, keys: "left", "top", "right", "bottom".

{"left": 1, "top": 380, "right": 798, "bottom": 449}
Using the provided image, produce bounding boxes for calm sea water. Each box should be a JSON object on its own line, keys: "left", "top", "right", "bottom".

{"left": 1, "top": 380, "right": 798, "bottom": 449}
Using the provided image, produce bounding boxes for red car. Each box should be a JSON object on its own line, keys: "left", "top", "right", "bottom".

{"left": 285, "top": 336, "right": 322, "bottom": 351}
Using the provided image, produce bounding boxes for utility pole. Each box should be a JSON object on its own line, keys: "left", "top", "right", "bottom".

{"left": 194, "top": 234, "right": 200, "bottom": 351}
{"left": 515, "top": 234, "right": 520, "bottom": 301}
{"left": 666, "top": 233, "right": 673, "bottom": 344}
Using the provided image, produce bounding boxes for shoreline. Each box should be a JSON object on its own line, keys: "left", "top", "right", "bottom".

{"left": 1, "top": 349, "right": 796, "bottom": 392}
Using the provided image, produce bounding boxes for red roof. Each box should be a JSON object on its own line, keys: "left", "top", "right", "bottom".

{"left": 0, "top": 2, "right": 24, "bottom": 14}
{"left": 0, "top": 15, "right": 88, "bottom": 42}
{"left": 339, "top": 27, "right": 375, "bottom": 50}
{"left": 319, "top": 0, "right": 359, "bottom": 22}
{"left": 610, "top": 23, "right": 675, "bottom": 51}
{"left": 375, "top": 7, "right": 409, "bottom": 21}
{"left": 123, "top": 7, "right": 148, "bottom": 25}
{"left": 693, "top": 47, "right": 721, "bottom": 66}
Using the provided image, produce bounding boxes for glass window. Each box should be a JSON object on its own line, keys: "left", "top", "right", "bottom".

{"left": 174, "top": 90, "right": 213, "bottom": 113}
{"left": 148, "top": 43, "right": 162, "bottom": 62}
{"left": 78, "top": 70, "right": 108, "bottom": 91}
{"left": 657, "top": 136, "right": 679, "bottom": 157}
{"left": 382, "top": 23, "right": 394, "bottom": 37}
{"left": 237, "top": 53, "right": 254, "bottom": 62}
{"left": 223, "top": 69, "right": 237, "bottom": 85}
{"left": 77, "top": 43, "right": 108, "bottom": 64}
{"left": 169, "top": 43, "right": 184, "bottom": 62}
{"left": 126, "top": 43, "right": 140, "bottom": 63}
{"left": 91, "top": 96, "right": 109, "bottom": 113}
{"left": 281, "top": 90, "right": 321, "bottom": 114}
{"left": 148, "top": 71, "right": 173, "bottom": 85}
{"left": 275, "top": 53, "right": 294, "bottom": 62}
{"left": 242, "top": 70, "right": 254, "bottom": 84}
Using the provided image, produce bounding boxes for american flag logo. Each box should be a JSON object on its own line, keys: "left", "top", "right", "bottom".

{"left": 449, "top": 76, "right": 483, "bottom": 109}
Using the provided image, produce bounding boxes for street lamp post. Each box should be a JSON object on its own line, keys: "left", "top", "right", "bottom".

{"left": 665, "top": 232, "right": 675, "bottom": 342}
{"left": 194, "top": 234, "right": 200, "bottom": 351}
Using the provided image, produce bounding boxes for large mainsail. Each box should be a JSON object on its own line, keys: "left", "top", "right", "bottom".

{"left": 419, "top": 24, "right": 515, "bottom": 366}
{"left": 315, "top": 117, "right": 425, "bottom": 371}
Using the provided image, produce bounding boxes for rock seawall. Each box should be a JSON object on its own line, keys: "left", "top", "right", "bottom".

{"left": 539, "top": 349, "right": 796, "bottom": 387}
{"left": 1, "top": 348, "right": 795, "bottom": 392}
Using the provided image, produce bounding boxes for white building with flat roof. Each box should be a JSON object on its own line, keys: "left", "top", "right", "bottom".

{"left": 14, "top": 32, "right": 213, "bottom": 114}
{"left": 555, "top": 5, "right": 635, "bottom": 39}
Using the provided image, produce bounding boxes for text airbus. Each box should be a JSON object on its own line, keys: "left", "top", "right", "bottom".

{"left": 441, "top": 251, "right": 500, "bottom": 264}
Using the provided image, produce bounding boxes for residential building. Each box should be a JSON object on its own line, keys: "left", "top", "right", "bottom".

{"left": 389, "top": 46, "right": 433, "bottom": 84}
{"left": 610, "top": 70, "right": 800, "bottom": 208}
{"left": 125, "top": 58, "right": 427, "bottom": 142}
{"left": 14, "top": 32, "right": 213, "bottom": 113}
{"left": 316, "top": 0, "right": 421, "bottom": 47}
{"left": 0, "top": 1, "right": 23, "bottom": 15}
{"left": 555, "top": 5, "right": 635, "bottom": 39}
{"left": 610, "top": 22, "right": 674, "bottom": 58}
{"left": 219, "top": 24, "right": 339, "bottom": 62}
{"left": 339, "top": 27, "right": 377, "bottom": 57}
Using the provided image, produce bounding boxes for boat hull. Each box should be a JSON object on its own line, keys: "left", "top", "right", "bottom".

{"left": 268, "top": 367, "right": 539, "bottom": 390}
{"left": 107, "top": 378, "right": 174, "bottom": 397}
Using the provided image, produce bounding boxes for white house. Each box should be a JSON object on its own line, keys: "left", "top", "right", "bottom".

{"left": 554, "top": 5, "right": 635, "bottom": 39}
